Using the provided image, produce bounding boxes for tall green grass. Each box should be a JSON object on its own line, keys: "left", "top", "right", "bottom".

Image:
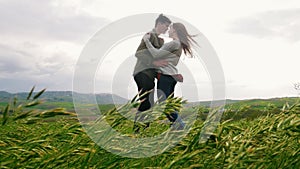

{"left": 0, "top": 87, "right": 299, "bottom": 168}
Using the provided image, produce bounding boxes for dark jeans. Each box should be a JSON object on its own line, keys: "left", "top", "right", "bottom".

{"left": 134, "top": 73, "right": 184, "bottom": 130}
{"left": 133, "top": 72, "right": 155, "bottom": 132}
{"left": 158, "top": 75, "right": 184, "bottom": 128}
{"left": 157, "top": 74, "right": 177, "bottom": 101}
{"left": 134, "top": 72, "right": 155, "bottom": 112}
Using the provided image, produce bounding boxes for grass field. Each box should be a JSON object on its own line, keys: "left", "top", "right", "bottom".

{"left": 0, "top": 89, "right": 299, "bottom": 168}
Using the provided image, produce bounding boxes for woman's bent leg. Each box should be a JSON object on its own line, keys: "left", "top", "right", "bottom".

{"left": 158, "top": 75, "right": 185, "bottom": 129}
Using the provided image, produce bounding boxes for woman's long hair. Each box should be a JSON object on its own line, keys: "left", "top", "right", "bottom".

{"left": 172, "top": 22, "right": 198, "bottom": 57}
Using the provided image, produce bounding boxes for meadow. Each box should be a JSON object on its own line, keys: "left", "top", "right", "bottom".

{"left": 0, "top": 88, "right": 299, "bottom": 168}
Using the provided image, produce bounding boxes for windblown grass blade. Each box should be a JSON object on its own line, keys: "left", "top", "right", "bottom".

{"left": 13, "top": 97, "right": 17, "bottom": 108}
{"left": 13, "top": 110, "right": 33, "bottom": 120}
{"left": 33, "top": 88, "right": 46, "bottom": 100}
{"left": 38, "top": 108, "right": 77, "bottom": 118}
{"left": 25, "top": 100, "right": 43, "bottom": 107}
{"left": 2, "top": 104, "right": 10, "bottom": 125}
{"left": 27, "top": 86, "right": 35, "bottom": 100}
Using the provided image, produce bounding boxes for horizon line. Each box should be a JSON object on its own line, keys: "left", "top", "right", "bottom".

{"left": 1, "top": 90, "right": 299, "bottom": 102}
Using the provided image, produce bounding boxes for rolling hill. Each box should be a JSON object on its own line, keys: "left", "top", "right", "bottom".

{"left": 0, "top": 91, "right": 129, "bottom": 104}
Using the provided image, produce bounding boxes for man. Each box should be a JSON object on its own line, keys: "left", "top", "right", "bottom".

{"left": 133, "top": 14, "right": 171, "bottom": 133}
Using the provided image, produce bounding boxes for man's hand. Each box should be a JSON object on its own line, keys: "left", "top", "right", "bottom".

{"left": 153, "top": 59, "right": 168, "bottom": 67}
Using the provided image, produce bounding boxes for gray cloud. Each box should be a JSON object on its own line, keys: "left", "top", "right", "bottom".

{"left": 0, "top": 0, "right": 109, "bottom": 42}
{"left": 0, "top": 0, "right": 110, "bottom": 92}
{"left": 0, "top": 41, "right": 77, "bottom": 91}
{"left": 228, "top": 8, "right": 300, "bottom": 42}
{"left": 0, "top": 44, "right": 33, "bottom": 74}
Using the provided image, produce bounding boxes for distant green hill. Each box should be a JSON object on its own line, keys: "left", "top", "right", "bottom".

{"left": 0, "top": 91, "right": 12, "bottom": 101}
{"left": 1, "top": 90, "right": 298, "bottom": 111}
{"left": 0, "top": 91, "right": 129, "bottom": 104}
{"left": 187, "top": 97, "right": 299, "bottom": 108}
{"left": 187, "top": 99, "right": 240, "bottom": 108}
{"left": 224, "top": 97, "right": 299, "bottom": 109}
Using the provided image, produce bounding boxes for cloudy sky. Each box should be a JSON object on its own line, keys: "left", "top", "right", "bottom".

{"left": 0, "top": 0, "right": 299, "bottom": 101}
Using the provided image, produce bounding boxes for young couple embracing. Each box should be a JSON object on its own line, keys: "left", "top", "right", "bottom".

{"left": 133, "top": 14, "right": 197, "bottom": 133}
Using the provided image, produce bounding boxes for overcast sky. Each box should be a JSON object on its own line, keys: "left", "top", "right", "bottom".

{"left": 0, "top": 0, "right": 299, "bottom": 101}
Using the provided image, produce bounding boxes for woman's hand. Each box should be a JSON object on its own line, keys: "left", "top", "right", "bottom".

{"left": 143, "top": 33, "right": 151, "bottom": 41}
{"left": 172, "top": 74, "right": 183, "bottom": 82}
{"left": 153, "top": 59, "right": 168, "bottom": 67}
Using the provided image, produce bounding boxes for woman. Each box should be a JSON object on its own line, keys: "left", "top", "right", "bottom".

{"left": 143, "top": 22, "right": 197, "bottom": 129}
